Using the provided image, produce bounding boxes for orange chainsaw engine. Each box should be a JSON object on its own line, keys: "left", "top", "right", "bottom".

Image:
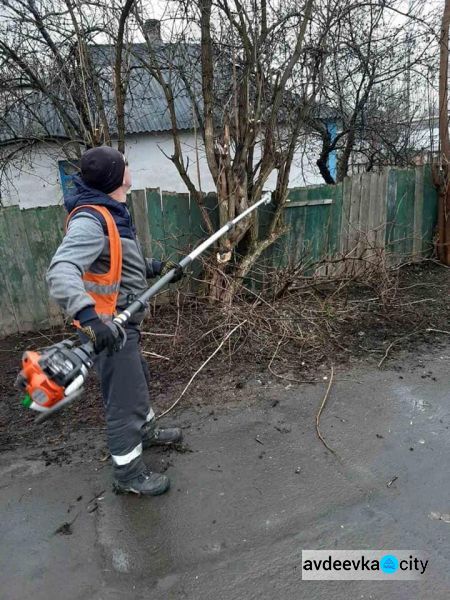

{"left": 18, "top": 350, "right": 66, "bottom": 408}
{"left": 16, "top": 340, "right": 94, "bottom": 411}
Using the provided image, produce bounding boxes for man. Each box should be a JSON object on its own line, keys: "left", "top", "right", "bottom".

{"left": 46, "top": 146, "right": 183, "bottom": 496}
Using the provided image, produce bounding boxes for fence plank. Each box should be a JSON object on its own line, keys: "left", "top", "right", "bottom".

{"left": 340, "top": 176, "right": 353, "bottom": 257}
{"left": 313, "top": 186, "right": 334, "bottom": 261}
{"left": 0, "top": 207, "right": 41, "bottom": 331}
{"left": 0, "top": 259, "right": 19, "bottom": 336}
{"left": 34, "top": 206, "right": 65, "bottom": 324}
{"left": 421, "top": 165, "right": 438, "bottom": 254}
{"left": 347, "top": 174, "right": 362, "bottom": 276}
{"left": 367, "top": 170, "right": 379, "bottom": 255}
{"left": 394, "top": 169, "right": 415, "bottom": 260}
{"left": 287, "top": 187, "right": 309, "bottom": 267}
{"left": 189, "top": 192, "right": 219, "bottom": 248}
{"left": 146, "top": 188, "right": 166, "bottom": 260}
{"left": 20, "top": 208, "right": 57, "bottom": 329}
{"left": 328, "top": 182, "right": 343, "bottom": 258}
{"left": 284, "top": 204, "right": 306, "bottom": 267}
{"left": 376, "top": 168, "right": 389, "bottom": 251}
{"left": 161, "top": 191, "right": 191, "bottom": 262}
{"left": 129, "top": 189, "right": 152, "bottom": 258}
{"left": 303, "top": 204, "right": 319, "bottom": 267}
{"left": 412, "top": 166, "right": 424, "bottom": 258}
{"left": 356, "top": 172, "right": 372, "bottom": 271}
{"left": 385, "top": 168, "right": 398, "bottom": 263}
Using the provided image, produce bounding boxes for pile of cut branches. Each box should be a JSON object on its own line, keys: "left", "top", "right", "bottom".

{"left": 141, "top": 258, "right": 449, "bottom": 390}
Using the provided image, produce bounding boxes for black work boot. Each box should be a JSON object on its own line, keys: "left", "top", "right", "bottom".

{"left": 113, "top": 470, "right": 170, "bottom": 496}
{"left": 142, "top": 422, "right": 183, "bottom": 449}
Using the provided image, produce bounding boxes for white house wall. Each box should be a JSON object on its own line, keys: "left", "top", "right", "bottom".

{"left": 1, "top": 132, "right": 325, "bottom": 209}
{"left": 125, "top": 132, "right": 217, "bottom": 193}
{"left": 128, "top": 132, "right": 326, "bottom": 193}
{"left": 1, "top": 144, "right": 65, "bottom": 209}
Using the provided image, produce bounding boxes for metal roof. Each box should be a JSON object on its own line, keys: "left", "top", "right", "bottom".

{"left": 0, "top": 43, "right": 202, "bottom": 143}
{"left": 0, "top": 42, "right": 335, "bottom": 144}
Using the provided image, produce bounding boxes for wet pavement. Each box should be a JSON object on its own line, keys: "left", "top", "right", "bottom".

{"left": 1, "top": 345, "right": 450, "bottom": 600}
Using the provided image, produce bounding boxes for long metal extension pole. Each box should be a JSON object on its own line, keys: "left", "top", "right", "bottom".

{"left": 114, "top": 193, "right": 271, "bottom": 327}
{"left": 33, "top": 193, "right": 271, "bottom": 422}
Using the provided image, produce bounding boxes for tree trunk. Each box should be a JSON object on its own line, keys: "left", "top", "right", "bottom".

{"left": 336, "top": 128, "right": 355, "bottom": 182}
{"left": 316, "top": 140, "right": 336, "bottom": 184}
{"left": 438, "top": 0, "right": 450, "bottom": 264}
{"left": 114, "top": 0, "right": 135, "bottom": 153}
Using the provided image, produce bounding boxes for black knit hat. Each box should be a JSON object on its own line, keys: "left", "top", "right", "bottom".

{"left": 80, "top": 146, "right": 126, "bottom": 194}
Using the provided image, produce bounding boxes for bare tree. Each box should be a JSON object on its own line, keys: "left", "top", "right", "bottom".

{"left": 131, "top": 0, "right": 327, "bottom": 302}
{"left": 0, "top": 0, "right": 142, "bottom": 153}
{"left": 0, "top": 1, "right": 99, "bottom": 150}
{"left": 309, "top": 0, "right": 438, "bottom": 183}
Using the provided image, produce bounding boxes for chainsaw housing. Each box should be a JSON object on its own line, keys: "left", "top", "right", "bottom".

{"left": 17, "top": 341, "right": 93, "bottom": 409}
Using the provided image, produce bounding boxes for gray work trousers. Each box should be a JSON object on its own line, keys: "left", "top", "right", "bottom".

{"left": 85, "top": 325, "right": 154, "bottom": 481}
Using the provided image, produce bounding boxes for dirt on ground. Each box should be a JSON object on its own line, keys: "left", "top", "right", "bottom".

{"left": 0, "top": 260, "right": 449, "bottom": 464}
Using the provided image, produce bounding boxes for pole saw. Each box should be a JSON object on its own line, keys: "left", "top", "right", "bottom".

{"left": 16, "top": 193, "right": 271, "bottom": 421}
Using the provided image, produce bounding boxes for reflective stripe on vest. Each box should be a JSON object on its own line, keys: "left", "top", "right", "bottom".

{"left": 66, "top": 205, "right": 123, "bottom": 320}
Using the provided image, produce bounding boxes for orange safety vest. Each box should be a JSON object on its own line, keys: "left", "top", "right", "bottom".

{"left": 66, "top": 205, "right": 122, "bottom": 322}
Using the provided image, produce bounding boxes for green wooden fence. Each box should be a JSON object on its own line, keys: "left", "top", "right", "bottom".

{"left": 275, "top": 165, "right": 437, "bottom": 272}
{"left": 0, "top": 165, "right": 438, "bottom": 336}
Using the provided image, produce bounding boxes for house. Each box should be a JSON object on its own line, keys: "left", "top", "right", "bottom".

{"left": 0, "top": 20, "right": 336, "bottom": 210}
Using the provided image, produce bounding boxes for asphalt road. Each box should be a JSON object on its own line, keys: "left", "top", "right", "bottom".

{"left": 1, "top": 344, "right": 450, "bottom": 600}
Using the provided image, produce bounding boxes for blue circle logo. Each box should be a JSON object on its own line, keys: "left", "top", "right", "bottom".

{"left": 380, "top": 554, "right": 399, "bottom": 574}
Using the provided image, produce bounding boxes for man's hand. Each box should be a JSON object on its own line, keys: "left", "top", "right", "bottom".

{"left": 80, "top": 318, "right": 121, "bottom": 355}
{"left": 160, "top": 260, "right": 184, "bottom": 283}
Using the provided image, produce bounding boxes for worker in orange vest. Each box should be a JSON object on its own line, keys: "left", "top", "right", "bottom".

{"left": 47, "top": 146, "right": 183, "bottom": 496}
